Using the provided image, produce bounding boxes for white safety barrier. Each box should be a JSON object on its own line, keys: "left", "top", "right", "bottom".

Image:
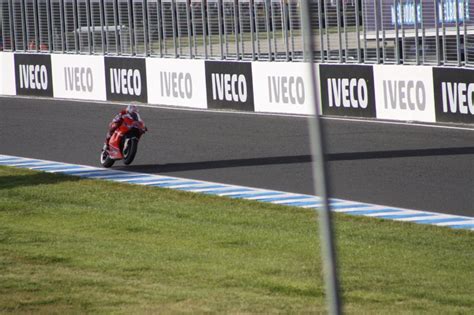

{"left": 0, "top": 52, "right": 473, "bottom": 125}
{"left": 373, "top": 65, "right": 436, "bottom": 123}
{"left": 0, "top": 52, "right": 15, "bottom": 95}
{"left": 146, "top": 58, "right": 207, "bottom": 109}
{"left": 52, "top": 54, "right": 106, "bottom": 101}
{"left": 252, "top": 62, "right": 315, "bottom": 115}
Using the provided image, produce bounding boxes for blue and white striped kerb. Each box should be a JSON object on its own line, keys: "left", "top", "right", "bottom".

{"left": 1, "top": 154, "right": 473, "bottom": 231}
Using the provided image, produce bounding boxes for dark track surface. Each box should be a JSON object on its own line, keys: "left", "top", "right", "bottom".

{"left": 1, "top": 96, "right": 473, "bottom": 217}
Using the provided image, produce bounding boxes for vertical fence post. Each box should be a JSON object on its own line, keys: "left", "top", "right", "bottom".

{"left": 316, "top": 0, "right": 322, "bottom": 62}
{"left": 381, "top": 0, "right": 387, "bottom": 63}
{"left": 355, "top": 0, "right": 361, "bottom": 62}
{"left": 73, "top": 0, "right": 79, "bottom": 53}
{"left": 323, "top": 0, "right": 329, "bottom": 60}
{"left": 218, "top": 0, "right": 223, "bottom": 59}
{"left": 8, "top": 0, "right": 16, "bottom": 50}
{"left": 172, "top": 0, "right": 178, "bottom": 57}
{"left": 342, "top": 0, "right": 349, "bottom": 62}
{"left": 454, "top": 0, "right": 460, "bottom": 65}
{"left": 87, "top": 0, "right": 92, "bottom": 54}
{"left": 250, "top": 0, "right": 255, "bottom": 60}
{"left": 61, "top": 0, "right": 65, "bottom": 53}
{"left": 282, "top": 0, "right": 289, "bottom": 61}
{"left": 265, "top": 0, "right": 271, "bottom": 60}
{"left": 441, "top": 0, "right": 447, "bottom": 64}
{"left": 0, "top": 1, "right": 4, "bottom": 51}
{"left": 414, "top": 0, "right": 419, "bottom": 64}
{"left": 300, "top": 0, "right": 342, "bottom": 313}
{"left": 362, "top": 0, "right": 368, "bottom": 62}
{"left": 48, "top": 0, "right": 53, "bottom": 52}
{"left": 434, "top": 0, "right": 439, "bottom": 65}
{"left": 270, "top": 0, "right": 277, "bottom": 59}
{"left": 336, "top": 0, "right": 342, "bottom": 62}
{"left": 421, "top": 0, "right": 427, "bottom": 64}
{"left": 100, "top": 0, "right": 105, "bottom": 54}
{"left": 463, "top": 0, "right": 467, "bottom": 66}
{"left": 394, "top": 0, "right": 400, "bottom": 64}
{"left": 401, "top": 0, "right": 406, "bottom": 63}
{"left": 186, "top": 0, "right": 192, "bottom": 57}
{"left": 128, "top": 0, "right": 134, "bottom": 55}
{"left": 374, "top": 0, "right": 380, "bottom": 63}
{"left": 34, "top": 0, "right": 39, "bottom": 51}
{"left": 202, "top": 0, "right": 208, "bottom": 58}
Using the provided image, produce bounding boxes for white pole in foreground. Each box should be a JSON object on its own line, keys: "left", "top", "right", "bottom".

{"left": 299, "top": 1, "right": 342, "bottom": 314}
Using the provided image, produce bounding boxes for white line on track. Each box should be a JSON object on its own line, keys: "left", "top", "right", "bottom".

{"left": 332, "top": 205, "right": 385, "bottom": 212}
{"left": 395, "top": 214, "right": 455, "bottom": 222}
{"left": 184, "top": 186, "right": 230, "bottom": 192}
{"left": 435, "top": 220, "right": 474, "bottom": 226}
{"left": 365, "top": 210, "right": 417, "bottom": 217}
{"left": 271, "top": 198, "right": 320, "bottom": 204}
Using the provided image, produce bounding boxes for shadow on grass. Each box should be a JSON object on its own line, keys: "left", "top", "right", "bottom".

{"left": 0, "top": 172, "right": 83, "bottom": 190}
{"left": 114, "top": 146, "right": 474, "bottom": 173}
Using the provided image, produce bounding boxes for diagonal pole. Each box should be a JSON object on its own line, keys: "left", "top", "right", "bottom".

{"left": 300, "top": 0, "right": 342, "bottom": 314}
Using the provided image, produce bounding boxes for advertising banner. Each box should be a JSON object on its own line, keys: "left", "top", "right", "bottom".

{"left": 0, "top": 52, "right": 16, "bottom": 96}
{"left": 319, "top": 64, "right": 376, "bottom": 118}
{"left": 374, "top": 65, "right": 436, "bottom": 123}
{"left": 146, "top": 58, "right": 207, "bottom": 108}
{"left": 14, "top": 53, "right": 54, "bottom": 97}
{"left": 252, "top": 62, "right": 315, "bottom": 115}
{"left": 433, "top": 67, "right": 474, "bottom": 124}
{"left": 52, "top": 54, "right": 106, "bottom": 101}
{"left": 205, "top": 61, "right": 254, "bottom": 111}
{"left": 363, "top": 0, "right": 470, "bottom": 33}
{"left": 104, "top": 57, "right": 147, "bottom": 103}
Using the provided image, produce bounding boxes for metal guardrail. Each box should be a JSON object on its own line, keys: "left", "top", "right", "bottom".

{"left": 0, "top": 0, "right": 472, "bottom": 66}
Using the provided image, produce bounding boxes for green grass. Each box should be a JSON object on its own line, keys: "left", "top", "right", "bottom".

{"left": 0, "top": 166, "right": 472, "bottom": 313}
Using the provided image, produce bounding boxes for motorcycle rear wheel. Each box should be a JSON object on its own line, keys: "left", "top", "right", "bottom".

{"left": 100, "top": 149, "right": 115, "bottom": 168}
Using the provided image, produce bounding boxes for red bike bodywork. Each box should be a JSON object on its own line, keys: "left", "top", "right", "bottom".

{"left": 107, "top": 115, "right": 146, "bottom": 160}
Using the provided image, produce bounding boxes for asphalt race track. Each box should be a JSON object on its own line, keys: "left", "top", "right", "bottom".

{"left": 1, "top": 96, "right": 473, "bottom": 217}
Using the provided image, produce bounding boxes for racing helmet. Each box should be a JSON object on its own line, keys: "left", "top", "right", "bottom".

{"left": 126, "top": 104, "right": 139, "bottom": 114}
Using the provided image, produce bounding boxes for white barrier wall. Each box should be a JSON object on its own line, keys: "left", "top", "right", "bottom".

{"left": 1, "top": 53, "right": 473, "bottom": 125}
{"left": 373, "top": 65, "right": 436, "bottom": 123}
{"left": 52, "top": 55, "right": 107, "bottom": 101}
{"left": 252, "top": 62, "right": 315, "bottom": 115}
{"left": 146, "top": 59, "right": 207, "bottom": 109}
{"left": 0, "top": 53, "right": 16, "bottom": 96}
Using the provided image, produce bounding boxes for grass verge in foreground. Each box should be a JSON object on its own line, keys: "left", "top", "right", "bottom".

{"left": 0, "top": 166, "right": 472, "bottom": 314}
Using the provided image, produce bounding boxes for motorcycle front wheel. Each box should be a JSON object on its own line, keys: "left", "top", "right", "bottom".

{"left": 123, "top": 138, "right": 138, "bottom": 165}
{"left": 100, "top": 149, "right": 115, "bottom": 168}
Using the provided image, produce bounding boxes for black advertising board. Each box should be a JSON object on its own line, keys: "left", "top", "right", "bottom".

{"left": 319, "top": 64, "right": 376, "bottom": 118}
{"left": 205, "top": 61, "right": 254, "bottom": 111}
{"left": 14, "top": 53, "right": 54, "bottom": 97}
{"left": 104, "top": 57, "right": 147, "bottom": 103}
{"left": 433, "top": 67, "right": 474, "bottom": 124}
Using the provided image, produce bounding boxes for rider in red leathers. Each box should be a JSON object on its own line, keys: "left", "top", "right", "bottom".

{"left": 104, "top": 104, "right": 142, "bottom": 149}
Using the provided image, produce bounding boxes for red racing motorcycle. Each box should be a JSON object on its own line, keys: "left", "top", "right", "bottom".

{"left": 100, "top": 114, "right": 147, "bottom": 168}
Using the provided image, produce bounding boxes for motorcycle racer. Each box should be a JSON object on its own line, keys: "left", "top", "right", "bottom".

{"left": 104, "top": 105, "right": 144, "bottom": 149}
{"left": 100, "top": 104, "right": 147, "bottom": 167}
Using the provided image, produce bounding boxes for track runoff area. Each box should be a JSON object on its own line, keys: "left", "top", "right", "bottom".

{"left": 0, "top": 96, "right": 473, "bottom": 231}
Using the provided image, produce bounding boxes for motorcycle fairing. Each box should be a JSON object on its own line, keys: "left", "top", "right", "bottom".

{"left": 108, "top": 131, "right": 124, "bottom": 159}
